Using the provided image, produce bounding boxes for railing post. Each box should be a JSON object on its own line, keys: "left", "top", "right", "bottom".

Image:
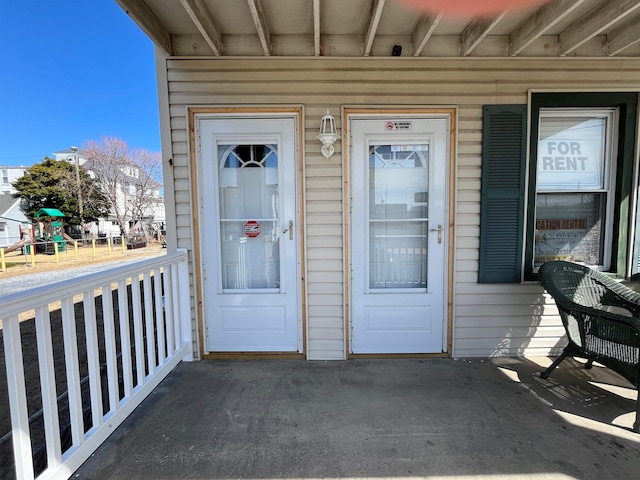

{"left": 176, "top": 248, "right": 193, "bottom": 361}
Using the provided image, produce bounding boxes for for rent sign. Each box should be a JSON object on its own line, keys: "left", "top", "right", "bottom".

{"left": 537, "top": 139, "right": 601, "bottom": 190}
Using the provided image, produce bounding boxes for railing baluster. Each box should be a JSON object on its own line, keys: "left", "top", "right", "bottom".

{"left": 131, "top": 274, "right": 145, "bottom": 388}
{"left": 3, "top": 314, "right": 35, "bottom": 480}
{"left": 61, "top": 297, "right": 84, "bottom": 448}
{"left": 154, "top": 269, "right": 166, "bottom": 366}
{"left": 35, "top": 306, "right": 62, "bottom": 470}
{"left": 117, "top": 279, "right": 133, "bottom": 399}
{"left": 163, "top": 265, "right": 176, "bottom": 355}
{"left": 83, "top": 288, "right": 104, "bottom": 429}
{"left": 101, "top": 285, "right": 119, "bottom": 413}
{"left": 171, "top": 263, "right": 181, "bottom": 354}
{"left": 143, "top": 272, "right": 156, "bottom": 376}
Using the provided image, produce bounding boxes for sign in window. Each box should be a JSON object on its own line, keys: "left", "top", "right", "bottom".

{"left": 534, "top": 109, "right": 616, "bottom": 269}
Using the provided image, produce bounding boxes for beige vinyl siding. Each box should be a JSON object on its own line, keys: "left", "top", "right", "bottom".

{"left": 162, "top": 56, "right": 640, "bottom": 359}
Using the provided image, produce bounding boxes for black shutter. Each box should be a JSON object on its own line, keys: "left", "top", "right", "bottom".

{"left": 479, "top": 105, "right": 527, "bottom": 283}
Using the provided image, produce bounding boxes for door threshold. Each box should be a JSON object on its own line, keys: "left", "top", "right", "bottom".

{"left": 203, "top": 352, "right": 305, "bottom": 360}
{"left": 348, "top": 353, "right": 450, "bottom": 359}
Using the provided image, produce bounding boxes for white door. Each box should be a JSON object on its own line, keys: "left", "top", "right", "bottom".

{"left": 198, "top": 116, "right": 300, "bottom": 353}
{"left": 350, "top": 117, "right": 448, "bottom": 354}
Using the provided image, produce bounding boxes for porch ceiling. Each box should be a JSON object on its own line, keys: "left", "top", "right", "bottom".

{"left": 115, "top": 0, "right": 640, "bottom": 58}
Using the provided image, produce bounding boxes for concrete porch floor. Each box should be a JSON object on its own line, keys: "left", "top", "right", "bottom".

{"left": 73, "top": 357, "right": 640, "bottom": 479}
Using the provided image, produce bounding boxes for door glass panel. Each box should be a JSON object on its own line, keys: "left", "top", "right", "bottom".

{"left": 219, "top": 144, "right": 280, "bottom": 290}
{"left": 369, "top": 145, "right": 429, "bottom": 289}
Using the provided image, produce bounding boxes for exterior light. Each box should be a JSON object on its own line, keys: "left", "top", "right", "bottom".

{"left": 316, "top": 110, "right": 340, "bottom": 159}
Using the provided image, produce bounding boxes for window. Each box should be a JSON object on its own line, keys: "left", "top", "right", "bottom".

{"left": 479, "top": 93, "right": 638, "bottom": 283}
{"left": 533, "top": 109, "right": 617, "bottom": 270}
{"left": 1, "top": 169, "right": 8, "bottom": 184}
{"left": 525, "top": 93, "right": 638, "bottom": 279}
{"left": 0, "top": 222, "right": 6, "bottom": 232}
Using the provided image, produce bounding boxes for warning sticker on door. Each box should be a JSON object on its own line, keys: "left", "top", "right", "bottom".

{"left": 243, "top": 220, "right": 261, "bottom": 238}
{"left": 385, "top": 121, "right": 412, "bottom": 131}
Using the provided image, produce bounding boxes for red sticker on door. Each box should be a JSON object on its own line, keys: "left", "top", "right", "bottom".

{"left": 243, "top": 220, "right": 261, "bottom": 238}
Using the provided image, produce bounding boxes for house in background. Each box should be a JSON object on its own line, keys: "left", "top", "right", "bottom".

{"left": 0, "top": 194, "right": 29, "bottom": 248}
{"left": 0, "top": 166, "right": 26, "bottom": 195}
{"left": 54, "top": 148, "right": 166, "bottom": 238}
{"left": 114, "top": 0, "right": 640, "bottom": 361}
{"left": 0, "top": 167, "right": 29, "bottom": 249}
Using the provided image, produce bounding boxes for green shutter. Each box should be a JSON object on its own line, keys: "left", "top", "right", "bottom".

{"left": 479, "top": 105, "right": 527, "bottom": 283}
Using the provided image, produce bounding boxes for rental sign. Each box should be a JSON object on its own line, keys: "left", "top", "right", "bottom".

{"left": 537, "top": 139, "right": 601, "bottom": 190}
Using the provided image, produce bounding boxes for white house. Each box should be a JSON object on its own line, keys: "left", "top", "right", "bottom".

{"left": 53, "top": 148, "right": 165, "bottom": 237}
{"left": 0, "top": 166, "right": 27, "bottom": 195}
{"left": 0, "top": 194, "right": 29, "bottom": 248}
{"left": 115, "top": 0, "right": 640, "bottom": 361}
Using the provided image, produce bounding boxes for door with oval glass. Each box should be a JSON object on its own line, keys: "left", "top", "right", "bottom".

{"left": 350, "top": 117, "right": 448, "bottom": 354}
{"left": 198, "top": 116, "right": 300, "bottom": 353}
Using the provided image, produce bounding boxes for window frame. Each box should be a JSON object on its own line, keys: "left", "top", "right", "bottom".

{"left": 533, "top": 107, "right": 618, "bottom": 271}
{"left": 524, "top": 92, "right": 638, "bottom": 280}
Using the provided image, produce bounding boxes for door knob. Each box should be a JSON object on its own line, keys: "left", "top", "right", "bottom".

{"left": 283, "top": 220, "right": 294, "bottom": 240}
{"left": 430, "top": 224, "right": 443, "bottom": 244}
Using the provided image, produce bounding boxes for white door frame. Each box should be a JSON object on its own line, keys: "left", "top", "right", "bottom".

{"left": 190, "top": 107, "right": 305, "bottom": 358}
{"left": 344, "top": 108, "right": 455, "bottom": 357}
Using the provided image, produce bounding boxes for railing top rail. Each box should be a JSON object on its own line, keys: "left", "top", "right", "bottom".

{"left": 0, "top": 249, "right": 188, "bottom": 319}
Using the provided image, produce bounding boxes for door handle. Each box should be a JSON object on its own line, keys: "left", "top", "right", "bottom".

{"left": 431, "top": 224, "right": 443, "bottom": 244}
{"left": 283, "top": 220, "right": 294, "bottom": 240}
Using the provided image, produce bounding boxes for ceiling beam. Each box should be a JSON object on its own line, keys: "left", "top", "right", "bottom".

{"left": 115, "top": 0, "right": 172, "bottom": 55}
{"left": 246, "top": 0, "right": 272, "bottom": 55}
{"left": 605, "top": 20, "right": 640, "bottom": 56}
{"left": 510, "top": 0, "right": 586, "bottom": 56}
{"left": 413, "top": 13, "right": 443, "bottom": 57}
{"left": 313, "top": 0, "right": 321, "bottom": 56}
{"left": 560, "top": 0, "right": 640, "bottom": 55}
{"left": 364, "top": 0, "right": 386, "bottom": 56}
{"left": 178, "top": 0, "right": 223, "bottom": 56}
{"left": 460, "top": 11, "right": 508, "bottom": 56}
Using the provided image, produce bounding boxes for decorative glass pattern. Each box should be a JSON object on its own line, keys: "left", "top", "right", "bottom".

{"left": 218, "top": 144, "right": 280, "bottom": 290}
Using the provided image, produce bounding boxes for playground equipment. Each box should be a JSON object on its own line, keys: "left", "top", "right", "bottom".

{"left": 34, "top": 208, "right": 67, "bottom": 254}
{"left": 1, "top": 222, "right": 33, "bottom": 254}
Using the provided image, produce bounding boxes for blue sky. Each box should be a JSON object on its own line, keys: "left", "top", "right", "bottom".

{"left": 0, "top": 1, "right": 160, "bottom": 167}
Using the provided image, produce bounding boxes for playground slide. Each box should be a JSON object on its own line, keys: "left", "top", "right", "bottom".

{"left": 63, "top": 233, "right": 81, "bottom": 245}
{"left": 1, "top": 238, "right": 31, "bottom": 254}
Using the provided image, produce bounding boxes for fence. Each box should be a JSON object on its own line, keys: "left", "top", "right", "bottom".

{"left": 0, "top": 249, "right": 192, "bottom": 479}
{"left": 0, "top": 237, "right": 154, "bottom": 272}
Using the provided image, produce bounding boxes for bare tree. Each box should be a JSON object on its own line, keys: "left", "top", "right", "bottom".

{"left": 82, "top": 137, "right": 163, "bottom": 237}
{"left": 128, "top": 147, "right": 163, "bottom": 239}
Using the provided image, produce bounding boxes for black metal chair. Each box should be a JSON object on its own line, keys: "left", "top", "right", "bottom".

{"left": 538, "top": 260, "right": 640, "bottom": 432}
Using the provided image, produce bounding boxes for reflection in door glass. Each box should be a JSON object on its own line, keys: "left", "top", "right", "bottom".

{"left": 218, "top": 144, "right": 280, "bottom": 289}
{"left": 369, "top": 145, "right": 429, "bottom": 289}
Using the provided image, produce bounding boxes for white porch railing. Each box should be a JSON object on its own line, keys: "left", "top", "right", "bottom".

{"left": 0, "top": 249, "right": 192, "bottom": 480}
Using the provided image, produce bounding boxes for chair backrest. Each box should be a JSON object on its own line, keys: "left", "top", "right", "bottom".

{"left": 538, "top": 261, "right": 607, "bottom": 309}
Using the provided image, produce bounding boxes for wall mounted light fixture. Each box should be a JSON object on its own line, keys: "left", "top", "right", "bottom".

{"left": 317, "top": 110, "right": 340, "bottom": 159}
